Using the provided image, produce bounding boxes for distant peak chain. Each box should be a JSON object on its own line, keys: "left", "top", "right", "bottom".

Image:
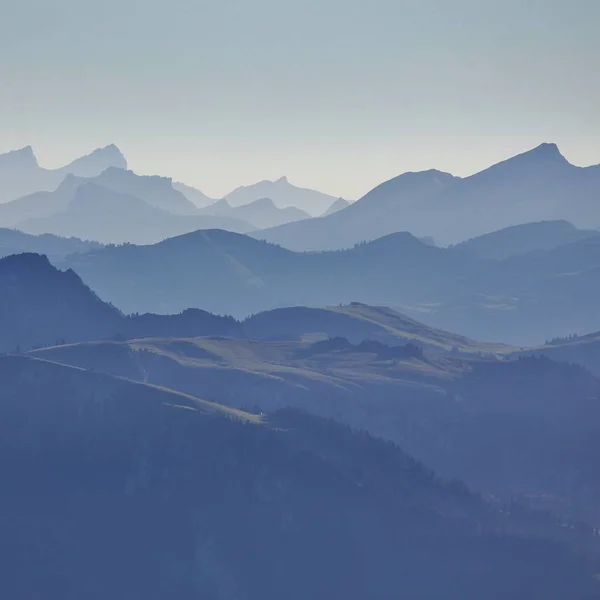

{"left": 2, "top": 139, "right": 600, "bottom": 245}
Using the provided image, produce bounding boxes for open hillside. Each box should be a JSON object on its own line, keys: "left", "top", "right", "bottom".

{"left": 31, "top": 336, "right": 600, "bottom": 527}
{"left": 1, "top": 353, "right": 598, "bottom": 600}
{"left": 243, "top": 303, "right": 510, "bottom": 355}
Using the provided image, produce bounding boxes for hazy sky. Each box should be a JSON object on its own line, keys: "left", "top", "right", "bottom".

{"left": 1, "top": 0, "right": 599, "bottom": 198}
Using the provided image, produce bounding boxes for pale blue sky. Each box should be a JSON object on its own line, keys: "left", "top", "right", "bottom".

{"left": 1, "top": 0, "right": 599, "bottom": 198}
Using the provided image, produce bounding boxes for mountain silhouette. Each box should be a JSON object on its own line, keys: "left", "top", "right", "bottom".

{"left": 0, "top": 252, "right": 240, "bottom": 352}
{"left": 0, "top": 144, "right": 127, "bottom": 202}
{"left": 225, "top": 175, "right": 340, "bottom": 216}
{"left": 252, "top": 144, "right": 600, "bottom": 249}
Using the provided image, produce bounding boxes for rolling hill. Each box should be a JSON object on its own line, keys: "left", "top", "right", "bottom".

{"left": 30, "top": 335, "right": 600, "bottom": 528}
{"left": 242, "top": 303, "right": 509, "bottom": 354}
{"left": 1, "top": 353, "right": 598, "bottom": 599}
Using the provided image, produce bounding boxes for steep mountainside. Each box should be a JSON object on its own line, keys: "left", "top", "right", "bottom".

{"left": 0, "top": 145, "right": 127, "bottom": 202}
{"left": 0, "top": 253, "right": 241, "bottom": 352}
{"left": 1, "top": 354, "right": 598, "bottom": 600}
{"left": 0, "top": 253, "right": 122, "bottom": 353}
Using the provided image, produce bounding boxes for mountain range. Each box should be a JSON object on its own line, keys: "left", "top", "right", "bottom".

{"left": 49, "top": 224, "right": 600, "bottom": 344}
{"left": 252, "top": 143, "right": 600, "bottom": 249}
{"left": 4, "top": 252, "right": 600, "bottom": 527}
{"left": 5, "top": 246, "right": 600, "bottom": 597}
{"left": 17, "top": 183, "right": 254, "bottom": 244}
{"left": 0, "top": 144, "right": 127, "bottom": 202}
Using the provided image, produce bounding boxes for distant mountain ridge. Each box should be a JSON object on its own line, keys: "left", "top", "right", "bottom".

{"left": 55, "top": 224, "right": 600, "bottom": 343}
{"left": 0, "top": 227, "right": 102, "bottom": 260}
{"left": 253, "top": 143, "right": 600, "bottom": 249}
{"left": 0, "top": 144, "right": 127, "bottom": 202}
{"left": 453, "top": 220, "right": 600, "bottom": 260}
{"left": 322, "top": 197, "right": 351, "bottom": 216}
{"left": 225, "top": 175, "right": 342, "bottom": 216}
{"left": 172, "top": 181, "right": 216, "bottom": 207}
{"left": 200, "top": 197, "right": 310, "bottom": 228}
{"left": 17, "top": 183, "right": 255, "bottom": 244}
{"left": 60, "top": 228, "right": 480, "bottom": 318}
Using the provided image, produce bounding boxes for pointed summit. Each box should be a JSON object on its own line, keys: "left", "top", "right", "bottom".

{"left": 471, "top": 142, "right": 570, "bottom": 181}
{"left": 276, "top": 176, "right": 289, "bottom": 184}
{"left": 61, "top": 144, "right": 127, "bottom": 177}
{"left": 0, "top": 146, "right": 38, "bottom": 169}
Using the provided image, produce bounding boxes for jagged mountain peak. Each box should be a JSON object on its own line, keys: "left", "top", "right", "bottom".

{"left": 0, "top": 145, "right": 38, "bottom": 168}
